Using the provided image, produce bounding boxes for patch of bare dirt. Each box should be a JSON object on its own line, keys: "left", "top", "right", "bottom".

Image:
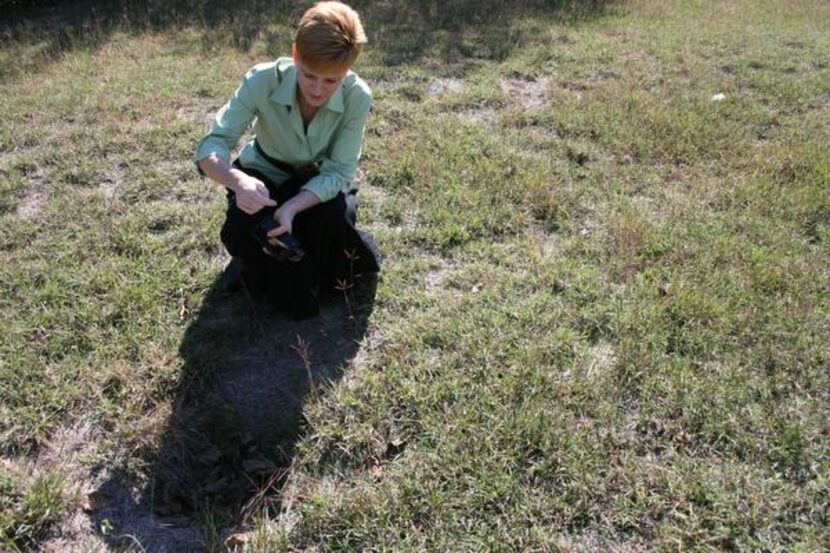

{"left": 94, "top": 165, "right": 127, "bottom": 201}
{"left": 175, "top": 98, "right": 219, "bottom": 128}
{"left": 367, "top": 213, "right": 418, "bottom": 237}
{"left": 344, "top": 324, "right": 385, "bottom": 373}
{"left": 535, "top": 230, "right": 564, "bottom": 259}
{"left": 583, "top": 342, "right": 617, "bottom": 379}
{"left": 512, "top": 126, "right": 561, "bottom": 161}
{"left": 602, "top": 27, "right": 627, "bottom": 40}
{"left": 156, "top": 158, "right": 199, "bottom": 192}
{"left": 424, "top": 258, "right": 449, "bottom": 290}
{"left": 427, "top": 77, "right": 464, "bottom": 97}
{"left": 361, "top": 176, "right": 386, "bottom": 204}
{"left": 16, "top": 186, "right": 48, "bottom": 218}
{"left": 363, "top": 183, "right": 418, "bottom": 235}
{"left": 500, "top": 76, "right": 550, "bottom": 111}
{"left": 552, "top": 69, "right": 617, "bottom": 100}
{"left": 0, "top": 149, "right": 24, "bottom": 170}
{"left": 585, "top": 69, "right": 619, "bottom": 87}
{"left": 211, "top": 248, "right": 233, "bottom": 271}
{"left": 578, "top": 213, "right": 604, "bottom": 238}
{"left": 455, "top": 106, "right": 498, "bottom": 126}
{"left": 352, "top": 167, "right": 369, "bottom": 191}
{"left": 555, "top": 533, "right": 648, "bottom": 552}
{"left": 421, "top": 256, "right": 478, "bottom": 300}
{"left": 359, "top": 176, "right": 396, "bottom": 224}
{"left": 619, "top": 50, "right": 646, "bottom": 63}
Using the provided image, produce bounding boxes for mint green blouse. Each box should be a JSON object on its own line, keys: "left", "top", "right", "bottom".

{"left": 194, "top": 57, "right": 372, "bottom": 202}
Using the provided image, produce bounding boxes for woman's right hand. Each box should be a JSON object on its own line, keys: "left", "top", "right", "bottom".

{"left": 229, "top": 170, "right": 277, "bottom": 214}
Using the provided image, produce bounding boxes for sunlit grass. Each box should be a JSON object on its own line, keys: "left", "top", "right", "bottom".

{"left": 1, "top": 0, "right": 828, "bottom": 550}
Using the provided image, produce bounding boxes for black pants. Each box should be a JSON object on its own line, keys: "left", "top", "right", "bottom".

{"left": 220, "top": 162, "right": 379, "bottom": 319}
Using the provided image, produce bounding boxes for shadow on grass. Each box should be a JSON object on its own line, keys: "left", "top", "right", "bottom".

{"left": 91, "top": 272, "right": 376, "bottom": 551}
{"left": 1, "top": 0, "right": 613, "bottom": 79}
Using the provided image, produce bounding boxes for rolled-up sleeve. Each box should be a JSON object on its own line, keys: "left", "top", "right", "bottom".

{"left": 302, "top": 90, "right": 372, "bottom": 203}
{"left": 194, "top": 70, "right": 258, "bottom": 171}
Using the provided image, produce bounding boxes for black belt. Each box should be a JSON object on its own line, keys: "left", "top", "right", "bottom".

{"left": 253, "top": 140, "right": 320, "bottom": 183}
{"left": 254, "top": 140, "right": 295, "bottom": 174}
{"left": 250, "top": 139, "right": 320, "bottom": 203}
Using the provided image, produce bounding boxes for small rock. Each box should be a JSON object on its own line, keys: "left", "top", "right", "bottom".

{"left": 711, "top": 93, "right": 726, "bottom": 102}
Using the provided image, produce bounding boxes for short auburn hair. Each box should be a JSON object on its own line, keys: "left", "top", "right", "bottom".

{"left": 295, "top": 2, "right": 366, "bottom": 74}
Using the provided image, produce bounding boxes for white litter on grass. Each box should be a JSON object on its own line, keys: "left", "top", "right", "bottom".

{"left": 711, "top": 92, "right": 726, "bottom": 102}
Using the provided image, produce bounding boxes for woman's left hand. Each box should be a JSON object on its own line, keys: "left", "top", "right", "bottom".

{"left": 267, "top": 190, "right": 322, "bottom": 238}
{"left": 269, "top": 204, "right": 295, "bottom": 237}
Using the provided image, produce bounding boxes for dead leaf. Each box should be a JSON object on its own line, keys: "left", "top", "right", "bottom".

{"left": 81, "top": 490, "right": 108, "bottom": 513}
{"left": 225, "top": 533, "right": 249, "bottom": 549}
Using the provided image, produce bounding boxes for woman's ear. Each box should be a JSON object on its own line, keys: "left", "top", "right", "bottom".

{"left": 292, "top": 43, "right": 298, "bottom": 63}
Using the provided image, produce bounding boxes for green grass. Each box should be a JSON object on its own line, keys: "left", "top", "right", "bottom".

{"left": 0, "top": 467, "right": 68, "bottom": 551}
{"left": 1, "top": 0, "right": 829, "bottom": 550}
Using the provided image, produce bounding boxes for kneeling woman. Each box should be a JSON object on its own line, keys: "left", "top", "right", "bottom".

{"left": 195, "top": 1, "right": 378, "bottom": 319}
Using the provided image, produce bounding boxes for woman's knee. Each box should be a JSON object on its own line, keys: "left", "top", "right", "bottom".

{"left": 296, "top": 193, "right": 347, "bottom": 232}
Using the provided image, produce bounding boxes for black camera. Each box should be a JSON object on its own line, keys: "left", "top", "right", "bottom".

{"left": 252, "top": 216, "right": 305, "bottom": 262}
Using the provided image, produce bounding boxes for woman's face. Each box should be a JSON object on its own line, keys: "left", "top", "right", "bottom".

{"left": 295, "top": 57, "right": 347, "bottom": 109}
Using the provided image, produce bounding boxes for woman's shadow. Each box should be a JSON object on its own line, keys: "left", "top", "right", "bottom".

{"left": 92, "top": 268, "right": 377, "bottom": 551}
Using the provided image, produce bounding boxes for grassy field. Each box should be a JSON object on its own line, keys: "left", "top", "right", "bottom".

{"left": 1, "top": 0, "right": 829, "bottom": 551}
